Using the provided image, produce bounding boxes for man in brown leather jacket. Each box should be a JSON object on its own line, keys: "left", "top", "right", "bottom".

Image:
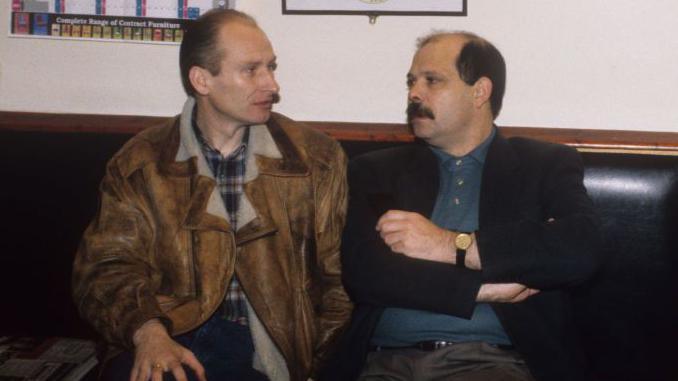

{"left": 72, "top": 9, "right": 351, "bottom": 381}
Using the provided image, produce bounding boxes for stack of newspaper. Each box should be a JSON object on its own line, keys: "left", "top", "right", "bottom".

{"left": 0, "top": 336, "right": 97, "bottom": 381}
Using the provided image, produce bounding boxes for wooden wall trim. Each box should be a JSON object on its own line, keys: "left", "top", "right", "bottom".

{"left": 1, "top": 111, "right": 676, "bottom": 154}
{"left": 0, "top": 112, "right": 168, "bottom": 135}
{"left": 306, "top": 122, "right": 678, "bottom": 154}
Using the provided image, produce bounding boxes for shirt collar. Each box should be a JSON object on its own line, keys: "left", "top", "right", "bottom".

{"left": 191, "top": 106, "right": 249, "bottom": 159}
{"left": 431, "top": 126, "right": 496, "bottom": 166}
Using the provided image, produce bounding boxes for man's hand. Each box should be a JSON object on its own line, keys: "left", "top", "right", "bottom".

{"left": 130, "top": 319, "right": 206, "bottom": 381}
{"left": 376, "top": 210, "right": 455, "bottom": 263}
{"left": 476, "top": 283, "right": 540, "bottom": 303}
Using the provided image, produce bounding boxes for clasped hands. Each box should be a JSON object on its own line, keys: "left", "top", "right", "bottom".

{"left": 376, "top": 210, "right": 539, "bottom": 303}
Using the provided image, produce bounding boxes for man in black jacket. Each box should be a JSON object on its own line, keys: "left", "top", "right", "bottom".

{"left": 324, "top": 31, "right": 601, "bottom": 381}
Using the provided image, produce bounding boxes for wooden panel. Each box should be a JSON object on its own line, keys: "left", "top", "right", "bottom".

{"left": 302, "top": 122, "right": 678, "bottom": 155}
{"left": 0, "top": 111, "right": 168, "bottom": 134}
{"left": 1, "top": 111, "right": 676, "bottom": 154}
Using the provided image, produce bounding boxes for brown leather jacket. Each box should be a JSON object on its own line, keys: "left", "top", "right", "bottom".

{"left": 72, "top": 99, "right": 352, "bottom": 381}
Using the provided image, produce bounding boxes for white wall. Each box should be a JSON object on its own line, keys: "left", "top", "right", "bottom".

{"left": 1, "top": 0, "right": 677, "bottom": 132}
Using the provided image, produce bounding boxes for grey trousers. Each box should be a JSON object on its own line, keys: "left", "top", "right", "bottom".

{"left": 357, "top": 342, "right": 535, "bottom": 381}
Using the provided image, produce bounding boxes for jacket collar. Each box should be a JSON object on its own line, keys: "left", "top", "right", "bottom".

{"left": 169, "top": 98, "right": 308, "bottom": 233}
{"left": 174, "top": 98, "right": 308, "bottom": 176}
{"left": 396, "top": 141, "right": 440, "bottom": 218}
{"left": 479, "top": 131, "right": 521, "bottom": 224}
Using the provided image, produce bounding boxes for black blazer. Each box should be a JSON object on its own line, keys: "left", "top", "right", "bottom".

{"left": 323, "top": 132, "right": 602, "bottom": 381}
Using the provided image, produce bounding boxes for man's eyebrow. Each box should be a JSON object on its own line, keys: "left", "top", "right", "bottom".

{"left": 240, "top": 59, "right": 265, "bottom": 67}
{"left": 241, "top": 56, "right": 277, "bottom": 67}
{"left": 421, "top": 70, "right": 443, "bottom": 77}
{"left": 407, "top": 70, "right": 442, "bottom": 78}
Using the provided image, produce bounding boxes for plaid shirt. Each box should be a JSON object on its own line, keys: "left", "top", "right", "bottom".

{"left": 193, "top": 120, "right": 250, "bottom": 326}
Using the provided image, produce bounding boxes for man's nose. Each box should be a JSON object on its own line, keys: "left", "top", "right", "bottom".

{"left": 408, "top": 81, "right": 422, "bottom": 103}
{"left": 261, "top": 70, "right": 280, "bottom": 93}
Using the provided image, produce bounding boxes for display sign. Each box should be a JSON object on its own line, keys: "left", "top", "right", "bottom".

{"left": 9, "top": 0, "right": 233, "bottom": 43}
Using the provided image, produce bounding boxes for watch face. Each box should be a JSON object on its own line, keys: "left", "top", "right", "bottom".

{"left": 455, "top": 233, "right": 473, "bottom": 250}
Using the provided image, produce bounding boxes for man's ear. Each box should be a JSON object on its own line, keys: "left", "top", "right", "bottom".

{"left": 188, "top": 66, "right": 211, "bottom": 96}
{"left": 473, "top": 77, "right": 493, "bottom": 110}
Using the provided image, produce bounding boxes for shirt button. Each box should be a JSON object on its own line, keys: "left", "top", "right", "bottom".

{"left": 454, "top": 197, "right": 460, "bottom": 205}
{"left": 455, "top": 160, "right": 462, "bottom": 166}
{"left": 457, "top": 179, "right": 464, "bottom": 186}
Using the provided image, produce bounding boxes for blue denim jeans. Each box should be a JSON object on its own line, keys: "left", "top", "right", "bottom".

{"left": 101, "top": 313, "right": 269, "bottom": 381}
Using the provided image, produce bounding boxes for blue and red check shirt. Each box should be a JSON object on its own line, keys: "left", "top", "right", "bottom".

{"left": 193, "top": 120, "right": 250, "bottom": 326}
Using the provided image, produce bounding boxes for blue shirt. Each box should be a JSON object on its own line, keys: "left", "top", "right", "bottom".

{"left": 371, "top": 128, "right": 511, "bottom": 346}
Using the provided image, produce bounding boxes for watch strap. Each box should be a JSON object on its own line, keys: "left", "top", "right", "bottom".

{"left": 456, "top": 248, "right": 466, "bottom": 268}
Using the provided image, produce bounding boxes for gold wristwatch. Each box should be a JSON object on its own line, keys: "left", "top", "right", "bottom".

{"left": 455, "top": 233, "right": 473, "bottom": 268}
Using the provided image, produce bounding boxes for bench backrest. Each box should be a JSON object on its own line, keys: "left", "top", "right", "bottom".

{"left": 1, "top": 130, "right": 676, "bottom": 380}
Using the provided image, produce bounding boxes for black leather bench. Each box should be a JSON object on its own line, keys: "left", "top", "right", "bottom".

{"left": 1, "top": 128, "right": 676, "bottom": 381}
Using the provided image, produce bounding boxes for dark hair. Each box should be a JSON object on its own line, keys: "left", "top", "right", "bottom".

{"left": 418, "top": 32, "right": 506, "bottom": 119}
{"left": 179, "top": 9, "right": 257, "bottom": 96}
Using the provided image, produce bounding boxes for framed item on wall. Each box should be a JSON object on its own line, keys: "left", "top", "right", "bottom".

{"left": 282, "top": 0, "right": 467, "bottom": 16}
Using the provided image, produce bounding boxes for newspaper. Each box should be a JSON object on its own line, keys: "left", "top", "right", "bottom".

{"left": 0, "top": 337, "right": 97, "bottom": 381}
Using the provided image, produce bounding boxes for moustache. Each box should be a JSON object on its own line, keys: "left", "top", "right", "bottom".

{"left": 271, "top": 93, "right": 281, "bottom": 104}
{"left": 406, "top": 102, "right": 435, "bottom": 121}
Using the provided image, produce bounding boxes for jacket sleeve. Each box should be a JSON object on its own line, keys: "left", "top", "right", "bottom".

{"left": 341, "top": 155, "right": 483, "bottom": 319}
{"left": 478, "top": 144, "right": 602, "bottom": 290}
{"left": 72, "top": 159, "right": 169, "bottom": 349}
{"left": 310, "top": 143, "right": 354, "bottom": 375}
